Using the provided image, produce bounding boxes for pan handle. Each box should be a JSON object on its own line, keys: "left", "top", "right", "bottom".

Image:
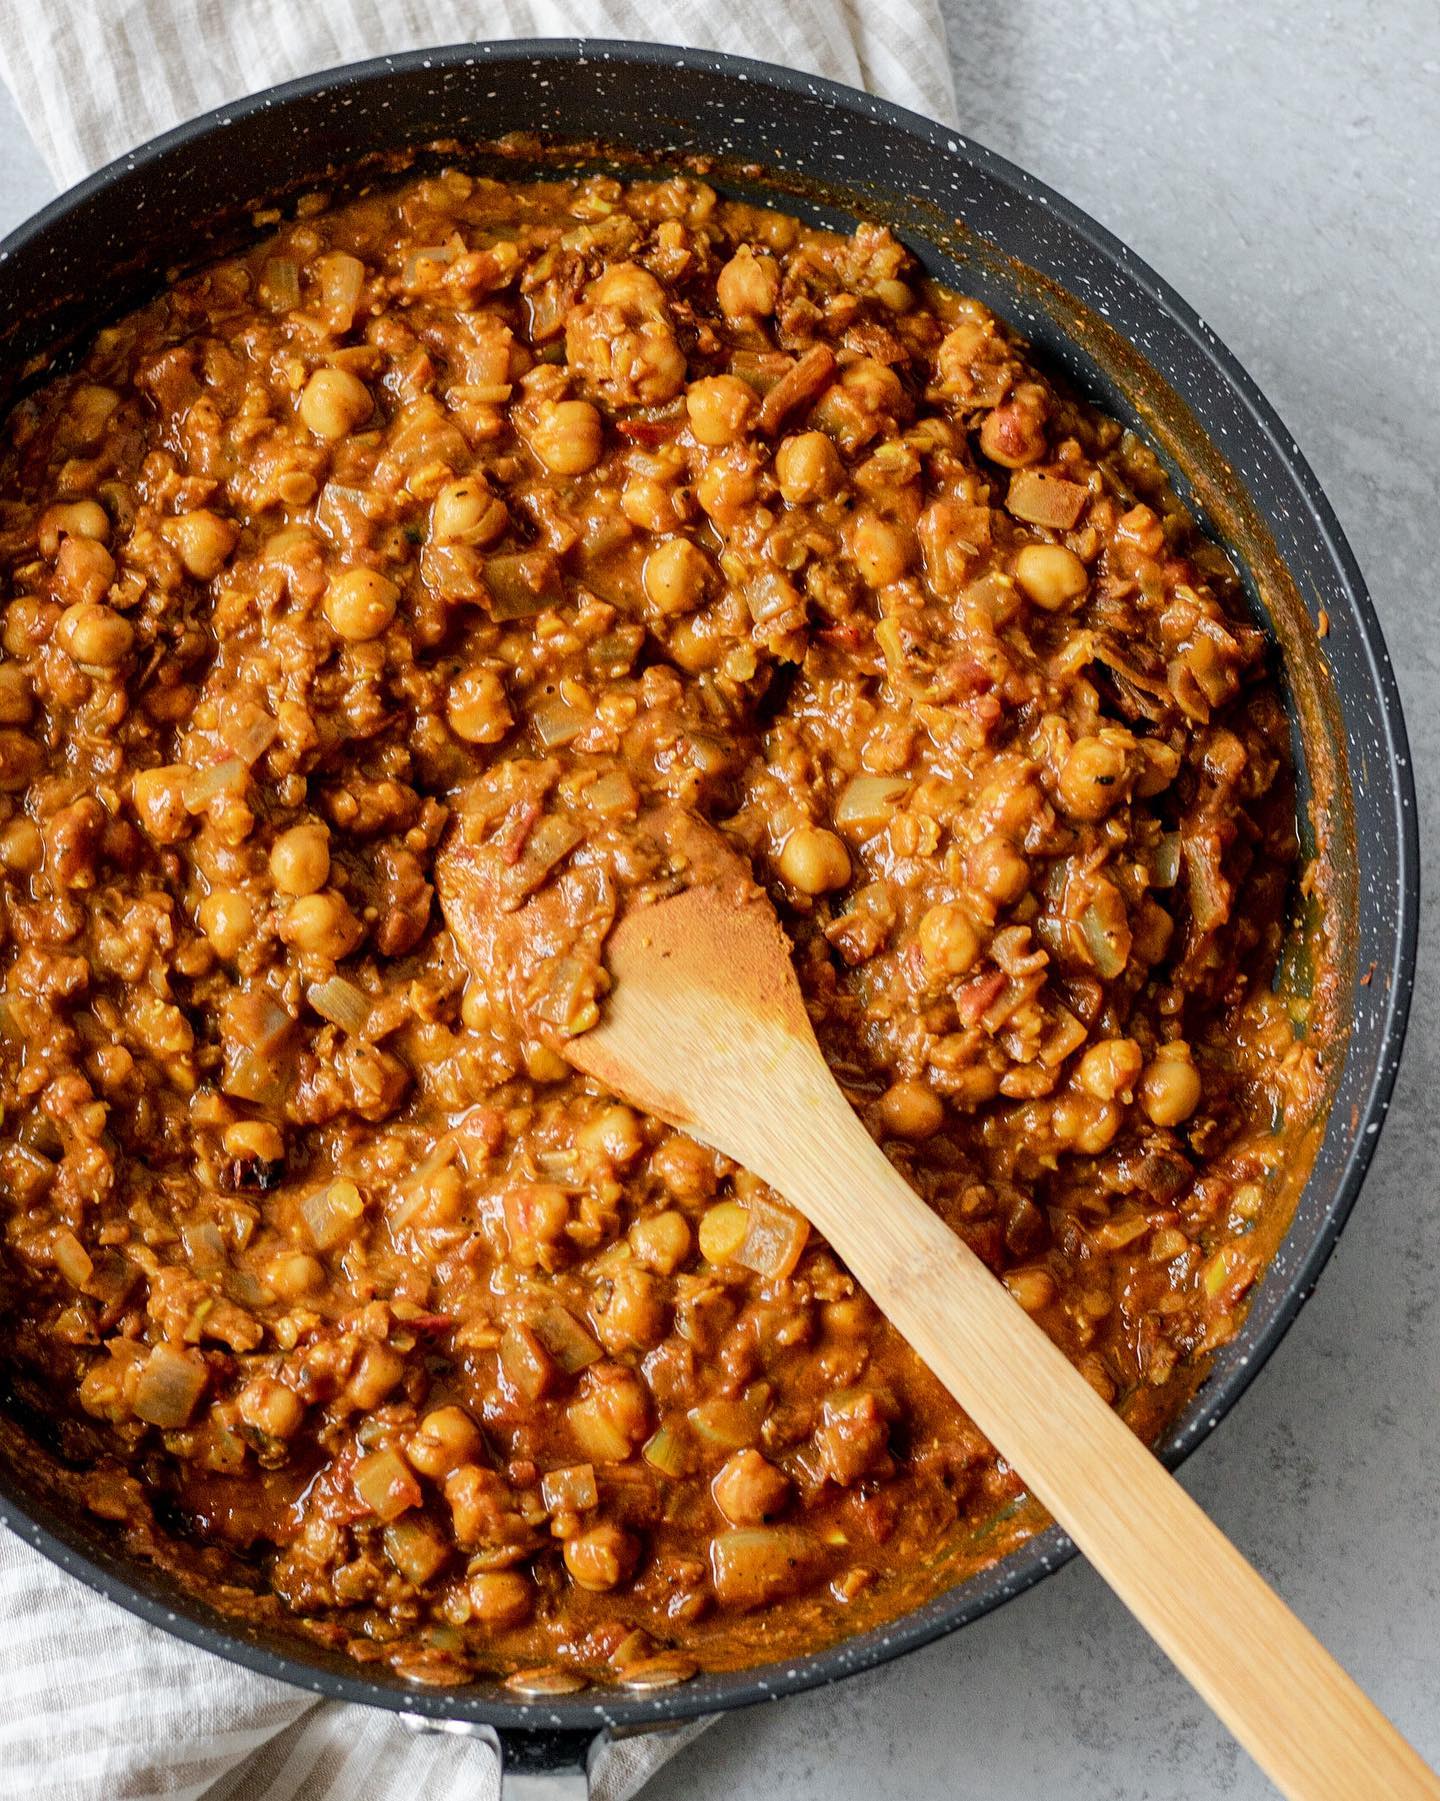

{"left": 480, "top": 1726, "right": 602, "bottom": 1797}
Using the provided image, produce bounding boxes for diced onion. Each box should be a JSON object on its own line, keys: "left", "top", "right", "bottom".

{"left": 133, "top": 1344, "right": 207, "bottom": 1428}
{"left": 500, "top": 1322, "right": 554, "bottom": 1400}
{"left": 401, "top": 243, "right": 460, "bottom": 289}
{"left": 307, "top": 975, "right": 372, "bottom": 1036}
{"left": 260, "top": 257, "right": 300, "bottom": 313}
{"left": 585, "top": 770, "right": 638, "bottom": 818}
{"left": 532, "top": 698, "right": 590, "bottom": 748}
{"left": 1201, "top": 1242, "right": 1255, "bottom": 1302}
{"left": 566, "top": 1391, "right": 632, "bottom": 1463}
{"left": 301, "top": 1179, "right": 365, "bottom": 1252}
{"left": 1186, "top": 833, "right": 1231, "bottom": 933}
{"left": 588, "top": 629, "right": 644, "bottom": 676}
{"left": 316, "top": 483, "right": 373, "bottom": 539}
{"left": 353, "top": 1448, "right": 422, "bottom": 1521}
{"left": 532, "top": 1304, "right": 601, "bottom": 1373}
{"left": 1090, "top": 1210, "right": 1152, "bottom": 1251}
{"left": 1079, "top": 904, "right": 1128, "bottom": 979}
{"left": 183, "top": 757, "right": 247, "bottom": 813}
{"left": 709, "top": 1526, "right": 823, "bottom": 1609}
{"left": 833, "top": 774, "right": 909, "bottom": 835}
{"left": 221, "top": 1048, "right": 285, "bottom": 1108}
{"left": 687, "top": 1384, "right": 772, "bottom": 1450}
{"left": 642, "top": 1426, "right": 690, "bottom": 1478}
{"left": 541, "top": 1463, "right": 598, "bottom": 1512}
{"left": 735, "top": 1198, "right": 809, "bottom": 1281}
{"left": 180, "top": 1219, "right": 227, "bottom": 1274}
{"left": 506, "top": 815, "right": 583, "bottom": 901}
{"left": 52, "top": 1227, "right": 93, "bottom": 1290}
{"left": 1006, "top": 470, "right": 1088, "bottom": 529}
{"left": 1150, "top": 831, "right": 1182, "bottom": 888}
{"left": 223, "top": 701, "right": 279, "bottom": 767}
{"left": 533, "top": 955, "right": 599, "bottom": 1038}
{"left": 316, "top": 251, "right": 365, "bottom": 330}
{"left": 384, "top": 1519, "right": 449, "bottom": 1584}
{"left": 485, "top": 551, "right": 563, "bottom": 621}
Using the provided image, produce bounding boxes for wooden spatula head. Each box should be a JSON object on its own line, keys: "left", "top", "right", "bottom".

{"left": 564, "top": 882, "right": 814, "bottom": 1152}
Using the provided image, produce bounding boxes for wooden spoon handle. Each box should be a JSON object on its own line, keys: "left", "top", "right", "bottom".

{"left": 738, "top": 1040, "right": 1439, "bottom": 1801}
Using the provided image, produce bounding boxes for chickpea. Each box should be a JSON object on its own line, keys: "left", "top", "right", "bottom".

{"left": 0, "top": 816, "right": 42, "bottom": 874}
{"left": 918, "top": 901, "right": 981, "bottom": 977}
{"left": 843, "top": 358, "right": 905, "bottom": 414}
{"left": 66, "top": 384, "right": 120, "bottom": 446}
{"left": 408, "top": 1405, "right": 485, "bottom": 1479}
{"left": 568, "top": 1367, "right": 650, "bottom": 1461}
{"left": 1052, "top": 1092, "right": 1102, "bottom": 1149}
{"left": 299, "top": 366, "right": 373, "bottom": 439}
{"left": 589, "top": 261, "right": 668, "bottom": 319}
{"left": 431, "top": 476, "right": 508, "bottom": 546}
{"left": 526, "top": 398, "right": 604, "bottom": 475}
{"left": 164, "top": 508, "right": 239, "bottom": 580}
{"left": 621, "top": 475, "right": 684, "bottom": 534}
{"left": 878, "top": 1078, "right": 944, "bottom": 1141}
{"left": 577, "top": 1104, "right": 643, "bottom": 1168}
{"left": 978, "top": 769, "right": 1043, "bottom": 841}
{"left": 778, "top": 825, "right": 851, "bottom": 895}
{"left": 629, "top": 1209, "right": 692, "bottom": 1275}
{"left": 38, "top": 500, "right": 109, "bottom": 555}
{"left": 198, "top": 887, "right": 254, "bottom": 960}
{"left": 269, "top": 821, "right": 331, "bottom": 896}
{"left": 595, "top": 1266, "right": 667, "bottom": 1353}
{"left": 1077, "top": 1037, "right": 1144, "bottom": 1103}
{"left": 563, "top": 1523, "right": 638, "bottom": 1592}
{"left": 223, "top": 1119, "right": 284, "bottom": 1164}
{"left": 279, "top": 890, "right": 362, "bottom": 960}
{"left": 131, "top": 764, "right": 193, "bottom": 843}
{"left": 237, "top": 1376, "right": 304, "bottom": 1440}
{"left": 774, "top": 430, "right": 844, "bottom": 505}
{"left": 716, "top": 247, "right": 780, "bottom": 318}
{"left": 698, "top": 1200, "right": 749, "bottom": 1263}
{"left": 694, "top": 457, "right": 757, "bottom": 526}
{"left": 1014, "top": 542, "right": 1089, "bottom": 611}
{"left": 0, "top": 663, "right": 33, "bottom": 725}
{"left": 967, "top": 834, "right": 1030, "bottom": 907}
{"left": 685, "top": 375, "right": 756, "bottom": 447}
{"left": 846, "top": 510, "right": 912, "bottom": 587}
{"left": 712, "top": 1449, "right": 792, "bottom": 1526}
{"left": 1058, "top": 735, "right": 1130, "bottom": 821}
{"left": 267, "top": 1251, "right": 324, "bottom": 1299}
{"left": 446, "top": 667, "right": 513, "bottom": 744}
{"left": 643, "top": 537, "right": 712, "bottom": 617}
{"left": 1139, "top": 1045, "right": 1203, "bottom": 1127}
{"left": 1003, "top": 1267, "right": 1057, "bottom": 1313}
{"left": 467, "top": 1570, "right": 533, "bottom": 1628}
{"left": 324, "top": 567, "right": 399, "bottom": 641}
{"left": 503, "top": 1181, "right": 571, "bottom": 1260}
{"left": 56, "top": 600, "right": 133, "bottom": 668}
{"left": 351, "top": 1354, "right": 405, "bottom": 1404}
{"left": 653, "top": 1133, "right": 719, "bottom": 1202}
{"left": 3, "top": 597, "right": 46, "bottom": 659}
{"left": 54, "top": 536, "right": 116, "bottom": 606}
{"left": 978, "top": 395, "right": 1047, "bottom": 467}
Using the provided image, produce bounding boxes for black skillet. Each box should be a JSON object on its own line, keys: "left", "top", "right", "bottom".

{"left": 0, "top": 39, "right": 1417, "bottom": 1796}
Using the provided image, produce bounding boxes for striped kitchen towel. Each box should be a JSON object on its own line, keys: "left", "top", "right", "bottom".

{"left": 0, "top": 5, "right": 954, "bottom": 1796}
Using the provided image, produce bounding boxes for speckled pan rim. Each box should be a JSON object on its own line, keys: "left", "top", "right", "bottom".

{"left": 0, "top": 37, "right": 1419, "bottom": 1747}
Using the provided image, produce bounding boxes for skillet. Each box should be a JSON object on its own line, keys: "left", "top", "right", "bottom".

{"left": 0, "top": 39, "right": 1418, "bottom": 1794}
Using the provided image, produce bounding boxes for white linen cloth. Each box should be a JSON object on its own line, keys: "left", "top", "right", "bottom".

{"left": 0, "top": 3, "right": 955, "bottom": 1797}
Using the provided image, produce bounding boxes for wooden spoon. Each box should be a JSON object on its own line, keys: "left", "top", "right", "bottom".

{"left": 440, "top": 863, "right": 1439, "bottom": 1799}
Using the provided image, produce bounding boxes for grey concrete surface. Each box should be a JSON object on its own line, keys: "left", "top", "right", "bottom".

{"left": 0, "top": 4, "right": 1434, "bottom": 1795}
